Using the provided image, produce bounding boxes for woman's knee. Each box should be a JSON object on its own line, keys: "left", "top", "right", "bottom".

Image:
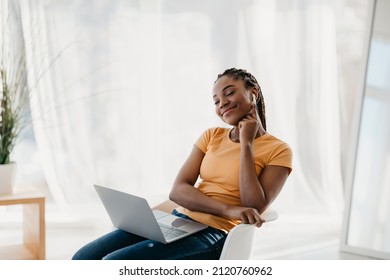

{"left": 71, "top": 246, "right": 100, "bottom": 260}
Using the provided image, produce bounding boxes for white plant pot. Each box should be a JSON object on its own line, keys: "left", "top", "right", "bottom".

{"left": 0, "top": 162, "right": 17, "bottom": 195}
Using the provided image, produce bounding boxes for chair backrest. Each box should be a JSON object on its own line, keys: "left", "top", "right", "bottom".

{"left": 219, "top": 207, "right": 278, "bottom": 260}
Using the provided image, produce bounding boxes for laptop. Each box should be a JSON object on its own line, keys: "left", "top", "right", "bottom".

{"left": 94, "top": 185, "right": 208, "bottom": 244}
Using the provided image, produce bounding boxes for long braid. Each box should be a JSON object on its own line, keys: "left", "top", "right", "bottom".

{"left": 216, "top": 68, "right": 267, "bottom": 131}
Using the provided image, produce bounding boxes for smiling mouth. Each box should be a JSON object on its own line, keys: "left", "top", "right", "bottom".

{"left": 222, "top": 106, "right": 236, "bottom": 116}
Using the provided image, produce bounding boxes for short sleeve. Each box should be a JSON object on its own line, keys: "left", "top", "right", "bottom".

{"left": 268, "top": 143, "right": 293, "bottom": 174}
{"left": 194, "top": 128, "right": 216, "bottom": 153}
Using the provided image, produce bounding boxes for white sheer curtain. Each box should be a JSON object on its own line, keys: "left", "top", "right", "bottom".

{"left": 17, "top": 0, "right": 369, "bottom": 218}
{"left": 242, "top": 1, "right": 345, "bottom": 215}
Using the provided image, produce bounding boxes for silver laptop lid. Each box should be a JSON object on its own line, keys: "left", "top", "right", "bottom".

{"left": 94, "top": 185, "right": 166, "bottom": 243}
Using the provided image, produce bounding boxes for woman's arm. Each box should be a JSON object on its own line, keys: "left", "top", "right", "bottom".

{"left": 240, "top": 141, "right": 290, "bottom": 213}
{"left": 169, "top": 145, "right": 230, "bottom": 216}
{"left": 238, "top": 104, "right": 290, "bottom": 214}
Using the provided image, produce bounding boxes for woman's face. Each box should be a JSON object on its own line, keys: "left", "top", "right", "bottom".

{"left": 212, "top": 75, "right": 254, "bottom": 126}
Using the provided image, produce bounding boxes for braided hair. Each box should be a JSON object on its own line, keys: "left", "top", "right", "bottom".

{"left": 215, "top": 68, "right": 267, "bottom": 131}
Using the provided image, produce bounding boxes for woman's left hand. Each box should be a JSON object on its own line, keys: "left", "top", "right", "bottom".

{"left": 238, "top": 104, "right": 260, "bottom": 144}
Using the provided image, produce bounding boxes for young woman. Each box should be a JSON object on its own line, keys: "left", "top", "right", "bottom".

{"left": 72, "top": 68, "right": 292, "bottom": 260}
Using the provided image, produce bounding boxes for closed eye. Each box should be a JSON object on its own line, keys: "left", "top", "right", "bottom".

{"left": 214, "top": 90, "right": 235, "bottom": 105}
{"left": 226, "top": 91, "right": 235, "bottom": 96}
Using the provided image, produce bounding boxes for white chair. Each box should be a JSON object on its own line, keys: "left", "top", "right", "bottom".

{"left": 153, "top": 200, "right": 278, "bottom": 260}
{"left": 219, "top": 207, "right": 278, "bottom": 260}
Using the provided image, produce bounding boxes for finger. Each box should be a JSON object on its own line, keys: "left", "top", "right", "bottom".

{"left": 238, "top": 116, "right": 250, "bottom": 127}
{"left": 251, "top": 103, "right": 258, "bottom": 118}
{"left": 249, "top": 209, "right": 263, "bottom": 225}
{"left": 255, "top": 214, "right": 264, "bottom": 225}
{"left": 246, "top": 215, "right": 256, "bottom": 225}
{"left": 251, "top": 216, "right": 263, "bottom": 227}
{"left": 253, "top": 213, "right": 264, "bottom": 225}
{"left": 240, "top": 212, "right": 250, "bottom": 224}
{"left": 239, "top": 114, "right": 255, "bottom": 124}
{"left": 255, "top": 221, "right": 263, "bottom": 227}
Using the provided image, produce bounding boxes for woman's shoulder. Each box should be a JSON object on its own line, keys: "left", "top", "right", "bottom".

{"left": 206, "top": 126, "right": 229, "bottom": 133}
{"left": 197, "top": 127, "right": 229, "bottom": 144}
{"left": 201, "top": 127, "right": 229, "bottom": 137}
{"left": 260, "top": 132, "right": 292, "bottom": 153}
{"left": 195, "top": 127, "right": 228, "bottom": 152}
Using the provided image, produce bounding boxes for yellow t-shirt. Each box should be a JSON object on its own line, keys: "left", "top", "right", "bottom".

{"left": 177, "top": 127, "right": 293, "bottom": 232}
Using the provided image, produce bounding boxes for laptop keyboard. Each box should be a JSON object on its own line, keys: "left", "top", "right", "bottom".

{"left": 159, "top": 224, "right": 188, "bottom": 239}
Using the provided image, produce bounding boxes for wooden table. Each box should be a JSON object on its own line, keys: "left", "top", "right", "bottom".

{"left": 0, "top": 189, "right": 45, "bottom": 260}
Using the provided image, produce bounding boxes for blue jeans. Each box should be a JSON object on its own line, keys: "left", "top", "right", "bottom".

{"left": 72, "top": 210, "right": 227, "bottom": 260}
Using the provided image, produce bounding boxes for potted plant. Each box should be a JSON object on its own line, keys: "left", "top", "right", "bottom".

{"left": 0, "top": 1, "right": 29, "bottom": 195}
{"left": 0, "top": 65, "right": 27, "bottom": 195}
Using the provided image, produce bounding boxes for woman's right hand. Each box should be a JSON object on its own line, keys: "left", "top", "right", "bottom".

{"left": 226, "top": 205, "right": 264, "bottom": 227}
